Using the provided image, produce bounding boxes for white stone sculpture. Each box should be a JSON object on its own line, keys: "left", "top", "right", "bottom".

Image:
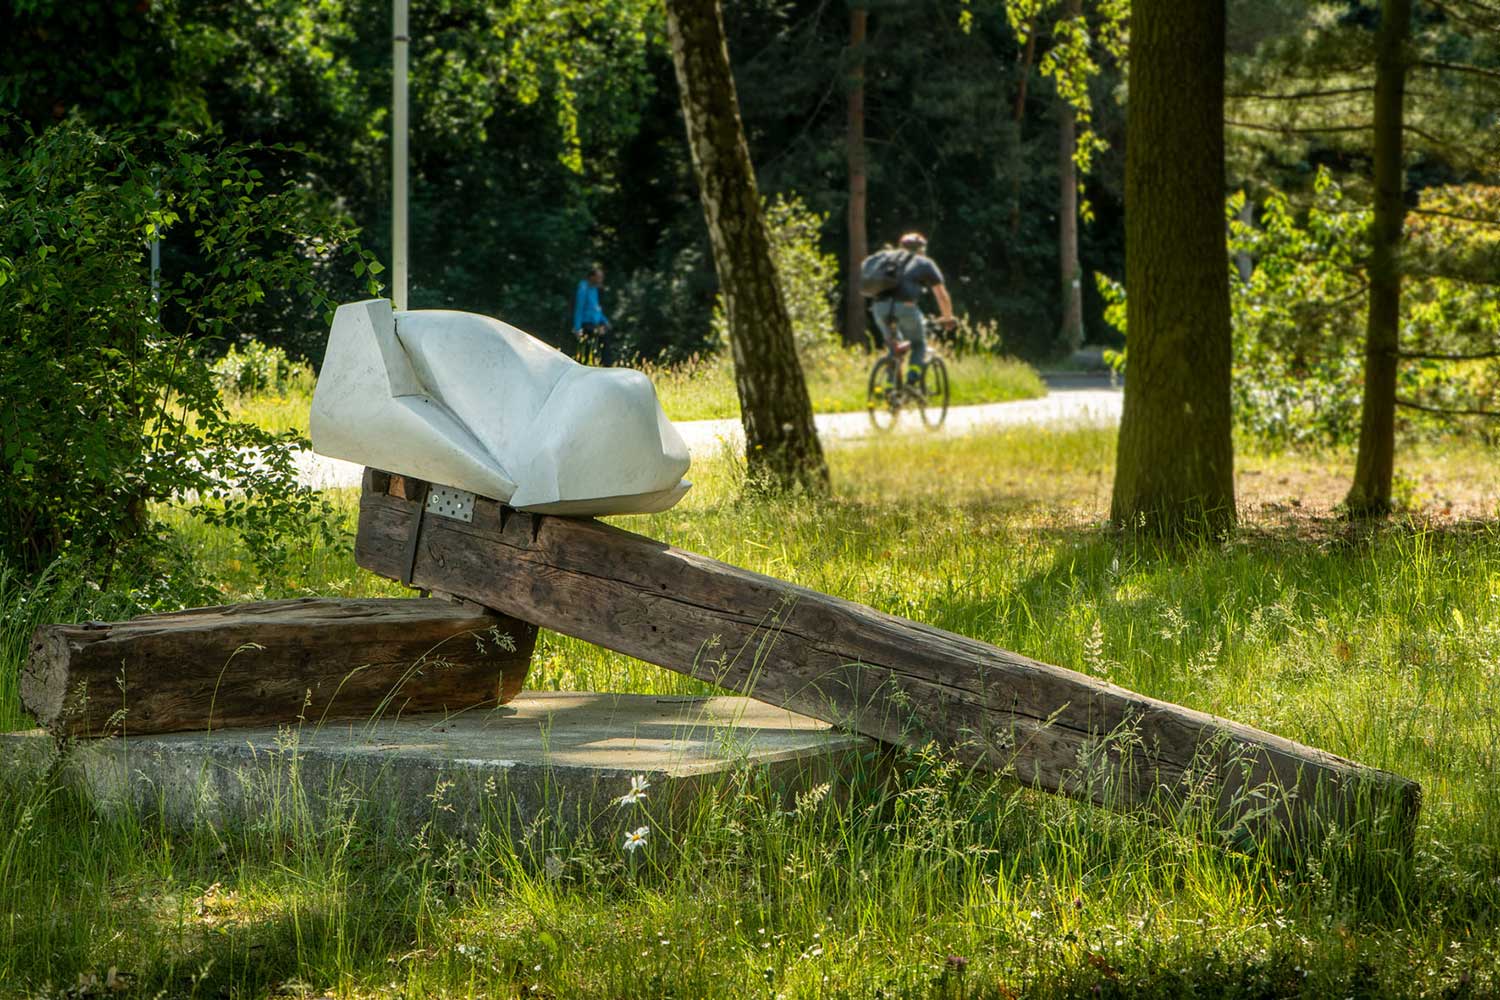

{"left": 310, "top": 299, "right": 691, "bottom": 516}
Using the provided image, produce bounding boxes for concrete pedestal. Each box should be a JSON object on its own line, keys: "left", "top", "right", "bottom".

{"left": 0, "top": 692, "right": 867, "bottom": 845}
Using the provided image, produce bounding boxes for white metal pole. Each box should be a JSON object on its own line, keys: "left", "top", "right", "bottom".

{"left": 392, "top": 0, "right": 410, "bottom": 311}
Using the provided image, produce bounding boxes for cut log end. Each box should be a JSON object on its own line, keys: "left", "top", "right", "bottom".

{"left": 20, "top": 627, "right": 72, "bottom": 727}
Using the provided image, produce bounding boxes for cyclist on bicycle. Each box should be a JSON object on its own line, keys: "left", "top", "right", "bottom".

{"left": 870, "top": 232, "right": 958, "bottom": 385}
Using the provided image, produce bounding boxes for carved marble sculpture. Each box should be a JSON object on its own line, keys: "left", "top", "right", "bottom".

{"left": 310, "top": 299, "right": 691, "bottom": 516}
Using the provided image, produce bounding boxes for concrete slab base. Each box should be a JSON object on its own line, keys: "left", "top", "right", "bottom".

{"left": 0, "top": 692, "right": 868, "bottom": 845}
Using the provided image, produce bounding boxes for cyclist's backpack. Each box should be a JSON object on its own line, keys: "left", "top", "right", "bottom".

{"left": 858, "top": 249, "right": 912, "bottom": 298}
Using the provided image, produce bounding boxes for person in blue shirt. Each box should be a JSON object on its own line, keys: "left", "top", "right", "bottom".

{"left": 572, "top": 266, "right": 612, "bottom": 364}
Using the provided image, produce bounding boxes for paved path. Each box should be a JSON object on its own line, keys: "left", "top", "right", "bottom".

{"left": 294, "top": 384, "right": 1122, "bottom": 491}
{"left": 674, "top": 386, "right": 1121, "bottom": 456}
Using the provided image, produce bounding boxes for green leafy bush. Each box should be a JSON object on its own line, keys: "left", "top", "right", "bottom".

{"left": 711, "top": 194, "right": 840, "bottom": 359}
{"left": 1100, "top": 170, "right": 1500, "bottom": 447}
{"left": 0, "top": 121, "right": 378, "bottom": 579}
{"left": 212, "top": 340, "right": 316, "bottom": 399}
{"left": 1225, "top": 173, "right": 1370, "bottom": 447}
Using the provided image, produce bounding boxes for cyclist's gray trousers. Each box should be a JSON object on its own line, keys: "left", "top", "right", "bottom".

{"left": 871, "top": 300, "right": 928, "bottom": 369}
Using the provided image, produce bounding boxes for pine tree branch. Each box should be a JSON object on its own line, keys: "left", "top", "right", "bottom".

{"left": 1224, "top": 119, "right": 1370, "bottom": 134}
{"left": 1427, "top": 0, "right": 1500, "bottom": 31}
{"left": 1398, "top": 349, "right": 1500, "bottom": 360}
{"left": 1225, "top": 86, "right": 1374, "bottom": 101}
{"left": 1403, "top": 268, "right": 1500, "bottom": 286}
{"left": 1413, "top": 59, "right": 1500, "bottom": 83}
{"left": 1396, "top": 397, "right": 1500, "bottom": 417}
{"left": 1402, "top": 123, "right": 1498, "bottom": 166}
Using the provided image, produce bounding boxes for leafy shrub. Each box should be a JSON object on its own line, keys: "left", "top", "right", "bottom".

{"left": 943, "top": 316, "right": 1009, "bottom": 360}
{"left": 1225, "top": 174, "right": 1370, "bottom": 447}
{"left": 212, "top": 340, "right": 316, "bottom": 399}
{"left": 0, "top": 121, "right": 378, "bottom": 579}
{"left": 1099, "top": 170, "right": 1500, "bottom": 447}
{"left": 711, "top": 193, "right": 840, "bottom": 359}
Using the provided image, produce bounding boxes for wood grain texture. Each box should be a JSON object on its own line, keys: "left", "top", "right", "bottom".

{"left": 23, "top": 597, "right": 536, "bottom": 737}
{"left": 355, "top": 474, "right": 1420, "bottom": 847}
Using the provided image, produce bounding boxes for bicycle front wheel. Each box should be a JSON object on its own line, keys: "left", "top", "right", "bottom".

{"left": 867, "top": 355, "right": 902, "bottom": 432}
{"left": 917, "top": 356, "right": 950, "bottom": 430}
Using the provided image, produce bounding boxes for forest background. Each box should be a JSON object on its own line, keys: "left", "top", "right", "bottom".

{"left": 8, "top": 0, "right": 1128, "bottom": 364}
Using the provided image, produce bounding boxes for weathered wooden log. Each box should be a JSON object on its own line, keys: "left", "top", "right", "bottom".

{"left": 24, "top": 597, "right": 536, "bottom": 737}
{"left": 355, "top": 470, "right": 1420, "bottom": 847}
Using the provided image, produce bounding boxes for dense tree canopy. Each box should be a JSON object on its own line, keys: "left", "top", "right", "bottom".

{"left": 2, "top": 0, "right": 1127, "bottom": 365}
{"left": 6, "top": 0, "right": 1500, "bottom": 537}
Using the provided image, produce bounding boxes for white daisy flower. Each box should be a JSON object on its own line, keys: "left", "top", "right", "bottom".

{"left": 622, "top": 826, "right": 650, "bottom": 852}
{"left": 616, "top": 774, "right": 651, "bottom": 807}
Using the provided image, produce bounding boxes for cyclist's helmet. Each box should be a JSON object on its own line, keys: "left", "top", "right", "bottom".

{"left": 899, "top": 232, "right": 928, "bottom": 252}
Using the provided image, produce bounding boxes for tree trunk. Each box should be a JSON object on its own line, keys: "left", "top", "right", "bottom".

{"left": 1057, "top": 6, "right": 1085, "bottom": 357}
{"left": 1345, "top": 0, "right": 1410, "bottom": 518}
{"left": 1110, "top": 0, "right": 1235, "bottom": 535}
{"left": 663, "top": 0, "right": 830, "bottom": 494}
{"left": 1007, "top": 20, "right": 1039, "bottom": 241}
{"left": 844, "top": 3, "right": 870, "bottom": 348}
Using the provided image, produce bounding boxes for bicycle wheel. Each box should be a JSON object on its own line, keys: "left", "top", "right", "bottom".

{"left": 917, "top": 356, "right": 950, "bottom": 430}
{"left": 866, "top": 355, "right": 902, "bottom": 431}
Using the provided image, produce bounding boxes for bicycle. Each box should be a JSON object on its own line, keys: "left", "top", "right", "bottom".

{"left": 866, "top": 317, "right": 950, "bottom": 432}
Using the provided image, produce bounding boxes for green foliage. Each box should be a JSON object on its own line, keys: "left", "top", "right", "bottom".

{"left": 1227, "top": 173, "right": 1371, "bottom": 447}
{"left": 1225, "top": 1, "right": 1500, "bottom": 191}
{"left": 4, "top": 0, "right": 1125, "bottom": 364}
{"left": 1105, "top": 170, "right": 1500, "bottom": 448}
{"left": 211, "top": 340, "right": 316, "bottom": 399}
{"left": 1, "top": 0, "right": 209, "bottom": 132}
{"left": 711, "top": 194, "right": 840, "bottom": 358}
{"left": 985, "top": 0, "right": 1128, "bottom": 187}
{"left": 0, "top": 121, "right": 376, "bottom": 578}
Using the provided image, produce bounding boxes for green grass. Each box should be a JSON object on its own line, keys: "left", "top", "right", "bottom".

{"left": 221, "top": 348, "right": 1046, "bottom": 435}
{"left": 222, "top": 378, "right": 316, "bottom": 437}
{"left": 4, "top": 427, "right": 1500, "bottom": 997}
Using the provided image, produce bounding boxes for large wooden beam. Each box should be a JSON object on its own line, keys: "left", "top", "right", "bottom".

{"left": 24, "top": 597, "right": 536, "bottom": 737}
{"left": 355, "top": 472, "right": 1420, "bottom": 847}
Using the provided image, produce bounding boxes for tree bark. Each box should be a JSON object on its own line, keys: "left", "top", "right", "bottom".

{"left": 23, "top": 598, "right": 536, "bottom": 737}
{"left": 1110, "top": 0, "right": 1236, "bottom": 535}
{"left": 1056, "top": 4, "right": 1085, "bottom": 357}
{"left": 1345, "top": 0, "right": 1411, "bottom": 518}
{"left": 354, "top": 475, "right": 1422, "bottom": 850}
{"left": 844, "top": 3, "right": 870, "bottom": 348}
{"left": 663, "top": 0, "right": 830, "bottom": 494}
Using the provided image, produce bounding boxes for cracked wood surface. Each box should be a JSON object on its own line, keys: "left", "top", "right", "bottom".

{"left": 24, "top": 597, "right": 536, "bottom": 737}
{"left": 354, "top": 470, "right": 1419, "bottom": 846}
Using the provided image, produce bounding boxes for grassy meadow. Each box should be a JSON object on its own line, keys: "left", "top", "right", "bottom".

{"left": 4, "top": 422, "right": 1500, "bottom": 997}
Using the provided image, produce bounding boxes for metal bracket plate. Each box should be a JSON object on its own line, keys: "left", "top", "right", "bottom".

{"left": 425, "top": 485, "right": 476, "bottom": 523}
